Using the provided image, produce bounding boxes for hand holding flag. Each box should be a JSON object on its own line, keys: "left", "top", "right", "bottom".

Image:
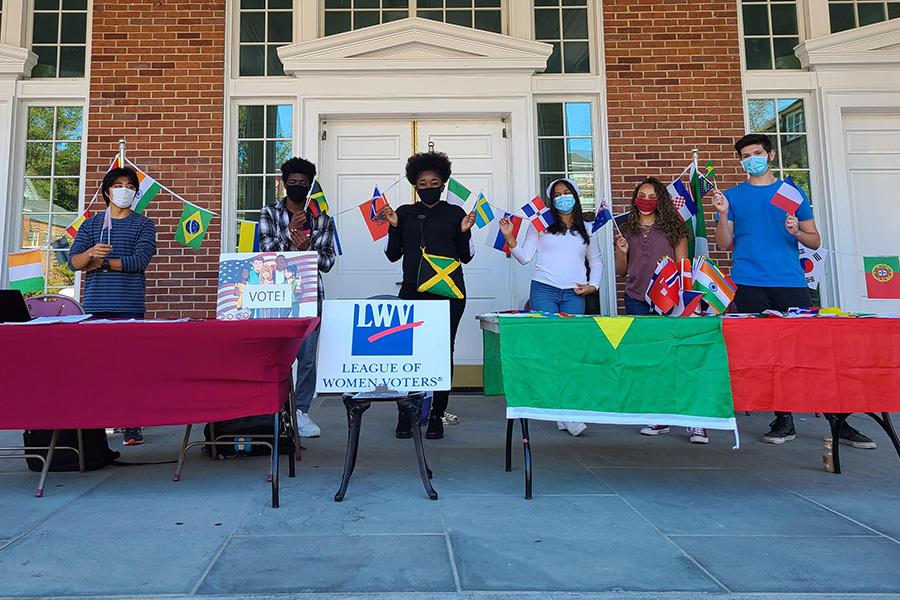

{"left": 770, "top": 176, "right": 804, "bottom": 215}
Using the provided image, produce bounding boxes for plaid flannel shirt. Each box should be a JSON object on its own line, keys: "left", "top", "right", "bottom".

{"left": 258, "top": 198, "right": 335, "bottom": 313}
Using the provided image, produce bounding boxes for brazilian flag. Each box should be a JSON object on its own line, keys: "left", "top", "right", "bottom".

{"left": 175, "top": 203, "right": 213, "bottom": 249}
{"left": 417, "top": 252, "right": 464, "bottom": 299}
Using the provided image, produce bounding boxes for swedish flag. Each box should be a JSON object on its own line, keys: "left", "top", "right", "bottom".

{"left": 175, "top": 203, "right": 213, "bottom": 249}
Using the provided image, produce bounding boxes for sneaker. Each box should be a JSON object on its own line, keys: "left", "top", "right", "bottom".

{"left": 296, "top": 411, "right": 321, "bottom": 438}
{"left": 565, "top": 421, "right": 587, "bottom": 437}
{"left": 122, "top": 428, "right": 143, "bottom": 446}
{"left": 689, "top": 427, "right": 709, "bottom": 444}
{"left": 442, "top": 412, "right": 460, "bottom": 426}
{"left": 557, "top": 421, "right": 567, "bottom": 431}
{"left": 640, "top": 425, "right": 670, "bottom": 436}
{"left": 425, "top": 415, "right": 444, "bottom": 440}
{"left": 395, "top": 413, "right": 412, "bottom": 439}
{"left": 762, "top": 416, "right": 796, "bottom": 444}
{"left": 838, "top": 423, "right": 877, "bottom": 449}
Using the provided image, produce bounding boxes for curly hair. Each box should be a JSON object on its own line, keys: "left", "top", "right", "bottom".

{"left": 405, "top": 151, "right": 452, "bottom": 185}
{"left": 280, "top": 157, "right": 316, "bottom": 182}
{"left": 620, "top": 177, "right": 689, "bottom": 247}
{"left": 545, "top": 179, "right": 590, "bottom": 245}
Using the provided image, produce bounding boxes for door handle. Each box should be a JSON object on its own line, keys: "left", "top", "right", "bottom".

{"left": 394, "top": 281, "right": 403, "bottom": 286}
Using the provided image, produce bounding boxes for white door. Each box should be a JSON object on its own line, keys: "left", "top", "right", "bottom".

{"left": 415, "top": 120, "right": 513, "bottom": 368}
{"left": 841, "top": 114, "right": 900, "bottom": 313}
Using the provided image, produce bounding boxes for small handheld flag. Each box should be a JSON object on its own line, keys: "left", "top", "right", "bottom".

{"left": 66, "top": 209, "right": 92, "bottom": 239}
{"left": 591, "top": 200, "right": 613, "bottom": 234}
{"left": 770, "top": 176, "right": 804, "bottom": 215}
{"left": 447, "top": 178, "right": 472, "bottom": 208}
{"left": 798, "top": 243, "right": 826, "bottom": 290}
{"left": 237, "top": 220, "right": 260, "bottom": 252}
{"left": 692, "top": 256, "right": 737, "bottom": 314}
{"left": 667, "top": 179, "right": 697, "bottom": 223}
{"left": 7, "top": 250, "right": 45, "bottom": 294}
{"left": 473, "top": 193, "right": 495, "bottom": 229}
{"left": 306, "top": 178, "right": 329, "bottom": 217}
{"left": 521, "top": 195, "right": 555, "bottom": 233}
{"left": 485, "top": 212, "right": 525, "bottom": 255}
{"left": 359, "top": 186, "right": 390, "bottom": 242}
{"left": 101, "top": 208, "right": 113, "bottom": 244}
{"left": 645, "top": 257, "right": 680, "bottom": 315}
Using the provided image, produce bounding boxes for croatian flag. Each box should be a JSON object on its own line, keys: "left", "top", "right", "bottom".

{"left": 520, "top": 195, "right": 555, "bottom": 233}
{"left": 667, "top": 179, "right": 697, "bottom": 223}
{"left": 770, "top": 176, "right": 804, "bottom": 215}
{"left": 645, "top": 257, "right": 680, "bottom": 315}
{"left": 592, "top": 200, "right": 613, "bottom": 234}
{"left": 485, "top": 212, "right": 525, "bottom": 255}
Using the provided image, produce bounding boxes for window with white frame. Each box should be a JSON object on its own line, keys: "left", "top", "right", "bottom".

{"left": 239, "top": 0, "right": 293, "bottom": 76}
{"left": 236, "top": 104, "right": 293, "bottom": 246}
{"left": 31, "top": 0, "right": 88, "bottom": 78}
{"left": 324, "top": 0, "right": 501, "bottom": 36}
{"left": 741, "top": 0, "right": 801, "bottom": 70}
{"left": 537, "top": 101, "right": 595, "bottom": 208}
{"left": 21, "top": 106, "right": 83, "bottom": 294}
{"left": 829, "top": 1, "right": 900, "bottom": 32}
{"left": 747, "top": 97, "right": 811, "bottom": 200}
{"left": 533, "top": 0, "right": 590, "bottom": 74}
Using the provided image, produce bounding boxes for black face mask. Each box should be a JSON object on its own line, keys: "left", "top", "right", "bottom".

{"left": 417, "top": 187, "right": 443, "bottom": 206}
{"left": 286, "top": 183, "right": 310, "bottom": 204}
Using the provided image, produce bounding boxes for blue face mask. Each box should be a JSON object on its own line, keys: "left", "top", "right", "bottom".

{"left": 741, "top": 155, "right": 770, "bottom": 177}
{"left": 554, "top": 194, "right": 576, "bottom": 214}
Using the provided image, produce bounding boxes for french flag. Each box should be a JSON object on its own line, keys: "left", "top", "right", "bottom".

{"left": 521, "top": 195, "right": 555, "bottom": 233}
{"left": 770, "top": 176, "right": 804, "bottom": 215}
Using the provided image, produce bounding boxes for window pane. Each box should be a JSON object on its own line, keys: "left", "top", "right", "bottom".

{"left": 238, "top": 141, "right": 264, "bottom": 174}
{"left": 537, "top": 103, "right": 564, "bottom": 137}
{"left": 783, "top": 169, "right": 811, "bottom": 198}
{"left": 561, "top": 8, "right": 588, "bottom": 39}
{"left": 781, "top": 135, "right": 808, "bottom": 168}
{"left": 565, "top": 102, "right": 592, "bottom": 137}
{"left": 33, "top": 13, "right": 60, "bottom": 44}
{"left": 58, "top": 46, "right": 85, "bottom": 77}
{"left": 56, "top": 106, "right": 83, "bottom": 140}
{"left": 829, "top": 3, "right": 856, "bottom": 31}
{"left": 566, "top": 138, "right": 592, "bottom": 171}
{"left": 545, "top": 42, "right": 562, "bottom": 73}
{"left": 384, "top": 10, "right": 408, "bottom": 22}
{"left": 539, "top": 138, "right": 566, "bottom": 172}
{"left": 540, "top": 173, "right": 566, "bottom": 199}
{"left": 742, "top": 4, "right": 770, "bottom": 35}
{"left": 535, "top": 8, "right": 560, "bottom": 39}
{"left": 239, "top": 45, "right": 265, "bottom": 76}
{"left": 25, "top": 179, "right": 52, "bottom": 213}
{"left": 54, "top": 142, "right": 81, "bottom": 176}
{"left": 53, "top": 178, "right": 80, "bottom": 212}
{"left": 60, "top": 11, "right": 86, "bottom": 43}
{"left": 26, "top": 143, "right": 53, "bottom": 177}
{"left": 31, "top": 2, "right": 87, "bottom": 79}
{"left": 266, "top": 140, "right": 292, "bottom": 174}
{"left": 324, "top": 12, "right": 352, "bottom": 35}
{"left": 31, "top": 47, "right": 58, "bottom": 78}
{"left": 240, "top": 12, "right": 265, "bottom": 42}
{"left": 562, "top": 41, "right": 590, "bottom": 73}
{"left": 474, "top": 10, "right": 501, "bottom": 32}
{"left": 858, "top": 1, "right": 887, "bottom": 25}
{"left": 770, "top": 3, "right": 798, "bottom": 34}
{"left": 266, "top": 14, "right": 291, "bottom": 43}
{"left": 239, "top": 105, "right": 265, "bottom": 138}
{"left": 570, "top": 172, "right": 594, "bottom": 207}
{"left": 748, "top": 99, "right": 777, "bottom": 132}
{"left": 777, "top": 98, "right": 805, "bottom": 132}
{"left": 744, "top": 38, "right": 772, "bottom": 70}
{"left": 773, "top": 37, "right": 800, "bottom": 69}
{"left": 266, "top": 105, "right": 292, "bottom": 139}
{"left": 890, "top": 3, "right": 900, "bottom": 18}
{"left": 419, "top": 10, "right": 443, "bottom": 22}
{"left": 266, "top": 175, "right": 283, "bottom": 204}
{"left": 35, "top": 0, "right": 60, "bottom": 8}
{"left": 266, "top": 45, "right": 285, "bottom": 76}
{"left": 355, "top": 10, "right": 381, "bottom": 29}
{"left": 27, "top": 107, "right": 55, "bottom": 140}
{"left": 447, "top": 10, "right": 473, "bottom": 28}
{"left": 238, "top": 176, "right": 264, "bottom": 211}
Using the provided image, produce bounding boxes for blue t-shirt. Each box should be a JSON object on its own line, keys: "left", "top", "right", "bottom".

{"left": 723, "top": 179, "right": 813, "bottom": 288}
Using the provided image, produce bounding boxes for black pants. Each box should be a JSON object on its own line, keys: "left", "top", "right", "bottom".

{"left": 732, "top": 285, "right": 833, "bottom": 423}
{"left": 399, "top": 289, "right": 466, "bottom": 418}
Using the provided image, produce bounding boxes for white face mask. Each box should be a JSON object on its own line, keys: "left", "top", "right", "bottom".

{"left": 110, "top": 187, "right": 136, "bottom": 209}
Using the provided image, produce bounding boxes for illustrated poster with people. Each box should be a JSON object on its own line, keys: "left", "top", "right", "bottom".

{"left": 216, "top": 251, "right": 318, "bottom": 320}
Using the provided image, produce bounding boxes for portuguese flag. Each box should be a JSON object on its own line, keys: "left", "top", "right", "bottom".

{"left": 864, "top": 256, "right": 900, "bottom": 299}
{"left": 495, "top": 316, "right": 737, "bottom": 441}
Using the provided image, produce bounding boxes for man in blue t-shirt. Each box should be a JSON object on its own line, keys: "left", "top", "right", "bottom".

{"left": 712, "top": 133, "right": 875, "bottom": 449}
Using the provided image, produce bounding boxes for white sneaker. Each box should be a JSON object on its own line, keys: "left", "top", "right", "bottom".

{"left": 296, "top": 411, "right": 321, "bottom": 438}
{"left": 565, "top": 421, "right": 587, "bottom": 437}
{"left": 688, "top": 427, "right": 709, "bottom": 444}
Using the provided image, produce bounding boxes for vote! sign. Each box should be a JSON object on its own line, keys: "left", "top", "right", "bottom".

{"left": 316, "top": 299, "right": 451, "bottom": 393}
{"left": 216, "top": 251, "right": 319, "bottom": 320}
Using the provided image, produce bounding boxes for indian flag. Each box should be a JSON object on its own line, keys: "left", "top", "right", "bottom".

{"left": 446, "top": 177, "right": 472, "bottom": 208}
{"left": 131, "top": 166, "right": 162, "bottom": 214}
{"left": 8, "top": 250, "right": 45, "bottom": 294}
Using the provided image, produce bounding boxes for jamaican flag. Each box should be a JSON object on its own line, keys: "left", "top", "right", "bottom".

{"left": 495, "top": 316, "right": 737, "bottom": 442}
{"left": 417, "top": 251, "right": 464, "bottom": 299}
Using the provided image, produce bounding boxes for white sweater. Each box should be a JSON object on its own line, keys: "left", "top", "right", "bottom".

{"left": 510, "top": 226, "right": 603, "bottom": 289}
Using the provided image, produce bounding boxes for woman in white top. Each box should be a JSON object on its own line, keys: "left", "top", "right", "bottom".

{"left": 499, "top": 178, "right": 603, "bottom": 436}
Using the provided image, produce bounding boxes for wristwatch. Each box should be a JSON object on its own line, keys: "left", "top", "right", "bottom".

{"left": 101, "top": 258, "right": 111, "bottom": 272}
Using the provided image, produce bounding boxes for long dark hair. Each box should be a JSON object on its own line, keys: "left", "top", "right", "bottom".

{"left": 620, "top": 177, "right": 689, "bottom": 247}
{"left": 546, "top": 180, "right": 590, "bottom": 245}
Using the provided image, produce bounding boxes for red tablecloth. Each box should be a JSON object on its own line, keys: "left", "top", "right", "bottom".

{"left": 723, "top": 318, "right": 900, "bottom": 413}
{"left": 0, "top": 318, "right": 318, "bottom": 430}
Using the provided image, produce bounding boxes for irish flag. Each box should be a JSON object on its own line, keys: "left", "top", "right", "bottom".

{"left": 131, "top": 166, "right": 162, "bottom": 214}
{"left": 8, "top": 250, "right": 45, "bottom": 294}
{"left": 770, "top": 176, "right": 804, "bottom": 215}
{"left": 446, "top": 178, "right": 472, "bottom": 208}
{"left": 493, "top": 316, "right": 738, "bottom": 441}
{"left": 864, "top": 256, "right": 900, "bottom": 299}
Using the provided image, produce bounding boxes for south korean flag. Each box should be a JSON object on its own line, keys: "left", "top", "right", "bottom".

{"left": 798, "top": 243, "right": 828, "bottom": 290}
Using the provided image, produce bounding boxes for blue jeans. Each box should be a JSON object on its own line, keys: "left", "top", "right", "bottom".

{"left": 530, "top": 280, "right": 585, "bottom": 314}
{"left": 623, "top": 294, "right": 653, "bottom": 316}
{"left": 294, "top": 326, "right": 319, "bottom": 413}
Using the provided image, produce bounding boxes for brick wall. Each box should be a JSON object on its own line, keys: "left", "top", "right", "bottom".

{"left": 603, "top": 0, "right": 745, "bottom": 313}
{"left": 85, "top": 2, "right": 225, "bottom": 318}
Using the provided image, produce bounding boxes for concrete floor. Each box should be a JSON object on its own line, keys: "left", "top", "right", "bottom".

{"left": 1, "top": 396, "right": 899, "bottom": 600}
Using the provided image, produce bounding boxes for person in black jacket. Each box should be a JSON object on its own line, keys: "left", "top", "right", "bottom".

{"left": 382, "top": 151, "right": 476, "bottom": 440}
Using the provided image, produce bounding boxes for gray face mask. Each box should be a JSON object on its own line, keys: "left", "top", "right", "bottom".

{"left": 110, "top": 187, "right": 135, "bottom": 208}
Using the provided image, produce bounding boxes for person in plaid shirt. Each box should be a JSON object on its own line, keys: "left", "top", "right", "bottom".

{"left": 259, "top": 157, "right": 335, "bottom": 438}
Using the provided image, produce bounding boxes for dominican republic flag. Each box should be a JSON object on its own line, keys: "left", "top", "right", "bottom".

{"left": 770, "top": 176, "right": 804, "bottom": 215}
{"left": 521, "top": 195, "right": 555, "bottom": 233}
{"left": 485, "top": 212, "right": 525, "bottom": 255}
{"left": 645, "top": 257, "right": 680, "bottom": 315}
{"left": 667, "top": 179, "right": 697, "bottom": 223}
{"left": 592, "top": 200, "right": 613, "bottom": 233}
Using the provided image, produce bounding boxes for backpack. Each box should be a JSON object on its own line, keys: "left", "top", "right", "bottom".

{"left": 22, "top": 429, "right": 120, "bottom": 472}
{"left": 203, "top": 414, "right": 291, "bottom": 457}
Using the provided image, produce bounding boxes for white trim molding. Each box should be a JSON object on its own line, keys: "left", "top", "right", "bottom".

{"left": 796, "top": 18, "right": 900, "bottom": 70}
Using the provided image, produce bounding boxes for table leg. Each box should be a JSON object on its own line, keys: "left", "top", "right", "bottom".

{"left": 829, "top": 414, "right": 849, "bottom": 475}
{"left": 35, "top": 429, "right": 60, "bottom": 498}
{"left": 505, "top": 419, "right": 514, "bottom": 472}
{"left": 399, "top": 395, "right": 438, "bottom": 501}
{"left": 172, "top": 424, "right": 193, "bottom": 481}
{"left": 208, "top": 422, "right": 219, "bottom": 460}
{"left": 288, "top": 372, "right": 302, "bottom": 462}
{"left": 76, "top": 429, "right": 85, "bottom": 473}
{"left": 867, "top": 412, "right": 900, "bottom": 461}
{"left": 334, "top": 396, "right": 370, "bottom": 502}
{"left": 271, "top": 411, "right": 280, "bottom": 508}
{"left": 520, "top": 418, "right": 532, "bottom": 500}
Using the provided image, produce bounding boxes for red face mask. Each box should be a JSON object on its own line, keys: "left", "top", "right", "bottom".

{"left": 635, "top": 196, "right": 658, "bottom": 213}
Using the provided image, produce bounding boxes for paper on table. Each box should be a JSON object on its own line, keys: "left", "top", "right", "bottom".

{"left": 80, "top": 318, "right": 193, "bottom": 324}
{"left": 19, "top": 314, "right": 93, "bottom": 325}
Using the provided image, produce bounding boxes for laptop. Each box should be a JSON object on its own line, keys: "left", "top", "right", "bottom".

{"left": 0, "top": 290, "right": 33, "bottom": 323}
